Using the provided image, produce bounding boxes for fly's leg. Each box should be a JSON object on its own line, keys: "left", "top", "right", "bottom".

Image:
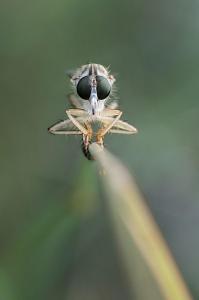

{"left": 82, "top": 122, "right": 93, "bottom": 160}
{"left": 96, "top": 111, "right": 123, "bottom": 147}
{"left": 65, "top": 110, "right": 88, "bottom": 135}
{"left": 95, "top": 135, "right": 104, "bottom": 149}
{"left": 103, "top": 119, "right": 138, "bottom": 134}
{"left": 83, "top": 122, "right": 92, "bottom": 149}
{"left": 64, "top": 110, "right": 96, "bottom": 160}
{"left": 99, "top": 111, "right": 123, "bottom": 136}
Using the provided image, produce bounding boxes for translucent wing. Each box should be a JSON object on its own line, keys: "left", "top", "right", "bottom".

{"left": 48, "top": 119, "right": 82, "bottom": 135}
{"left": 110, "top": 119, "right": 138, "bottom": 134}
{"left": 101, "top": 117, "right": 137, "bottom": 134}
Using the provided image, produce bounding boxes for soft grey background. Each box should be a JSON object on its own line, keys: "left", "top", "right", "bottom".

{"left": 1, "top": 0, "right": 199, "bottom": 299}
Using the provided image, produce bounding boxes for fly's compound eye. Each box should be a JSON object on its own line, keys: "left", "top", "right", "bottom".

{"left": 76, "top": 76, "right": 91, "bottom": 100}
{"left": 96, "top": 76, "right": 111, "bottom": 100}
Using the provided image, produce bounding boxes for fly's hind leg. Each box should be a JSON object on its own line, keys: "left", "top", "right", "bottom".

{"left": 65, "top": 110, "right": 94, "bottom": 159}
{"left": 82, "top": 122, "right": 92, "bottom": 148}
{"left": 82, "top": 122, "right": 93, "bottom": 160}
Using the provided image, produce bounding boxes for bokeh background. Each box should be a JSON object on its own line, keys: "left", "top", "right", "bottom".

{"left": 1, "top": 0, "right": 199, "bottom": 299}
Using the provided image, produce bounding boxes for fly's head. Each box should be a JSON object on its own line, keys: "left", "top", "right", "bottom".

{"left": 69, "top": 64, "right": 116, "bottom": 116}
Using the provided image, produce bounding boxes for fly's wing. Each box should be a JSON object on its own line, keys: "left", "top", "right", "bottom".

{"left": 110, "top": 119, "right": 138, "bottom": 134}
{"left": 101, "top": 117, "right": 137, "bottom": 134}
{"left": 67, "top": 94, "right": 84, "bottom": 109}
{"left": 48, "top": 119, "right": 82, "bottom": 135}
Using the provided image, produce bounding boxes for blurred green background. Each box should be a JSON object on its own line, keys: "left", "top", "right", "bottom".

{"left": 1, "top": 0, "right": 199, "bottom": 299}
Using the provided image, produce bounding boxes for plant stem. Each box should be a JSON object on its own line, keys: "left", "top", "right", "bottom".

{"left": 89, "top": 143, "right": 193, "bottom": 300}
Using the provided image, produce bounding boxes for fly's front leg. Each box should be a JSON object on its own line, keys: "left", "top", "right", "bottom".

{"left": 96, "top": 112, "right": 122, "bottom": 147}
{"left": 65, "top": 110, "right": 88, "bottom": 135}
{"left": 95, "top": 134, "right": 104, "bottom": 149}
{"left": 99, "top": 111, "right": 123, "bottom": 136}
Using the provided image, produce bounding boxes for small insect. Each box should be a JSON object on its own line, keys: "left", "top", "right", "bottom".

{"left": 48, "top": 64, "right": 137, "bottom": 160}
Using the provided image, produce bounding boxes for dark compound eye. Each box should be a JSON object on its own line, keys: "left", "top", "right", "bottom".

{"left": 76, "top": 76, "right": 91, "bottom": 100}
{"left": 96, "top": 76, "right": 111, "bottom": 100}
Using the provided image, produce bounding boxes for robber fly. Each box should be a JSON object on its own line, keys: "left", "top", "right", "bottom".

{"left": 48, "top": 63, "right": 137, "bottom": 160}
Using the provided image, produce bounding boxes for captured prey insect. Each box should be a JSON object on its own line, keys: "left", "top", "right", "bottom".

{"left": 48, "top": 64, "right": 138, "bottom": 160}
